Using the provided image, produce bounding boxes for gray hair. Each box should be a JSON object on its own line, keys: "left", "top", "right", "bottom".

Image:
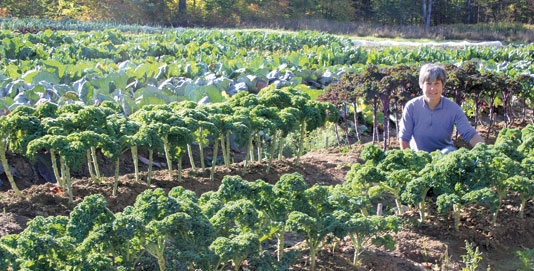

{"left": 419, "top": 64, "right": 447, "bottom": 88}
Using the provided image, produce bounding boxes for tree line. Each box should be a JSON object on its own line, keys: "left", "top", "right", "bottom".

{"left": 1, "top": 0, "right": 533, "bottom": 27}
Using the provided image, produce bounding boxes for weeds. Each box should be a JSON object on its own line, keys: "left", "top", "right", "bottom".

{"left": 516, "top": 248, "right": 534, "bottom": 271}
{"left": 461, "top": 241, "right": 483, "bottom": 271}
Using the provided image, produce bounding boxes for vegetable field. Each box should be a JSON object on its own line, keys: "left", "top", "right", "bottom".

{"left": 0, "top": 19, "right": 534, "bottom": 271}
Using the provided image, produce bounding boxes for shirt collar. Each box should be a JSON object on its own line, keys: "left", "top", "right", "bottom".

{"left": 423, "top": 95, "right": 444, "bottom": 111}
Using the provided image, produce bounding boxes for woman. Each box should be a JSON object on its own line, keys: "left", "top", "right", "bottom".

{"left": 398, "top": 64, "right": 484, "bottom": 154}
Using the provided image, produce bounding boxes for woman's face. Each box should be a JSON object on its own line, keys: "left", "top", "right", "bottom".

{"left": 422, "top": 80, "right": 443, "bottom": 106}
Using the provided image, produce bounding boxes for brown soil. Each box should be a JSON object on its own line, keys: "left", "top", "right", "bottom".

{"left": 0, "top": 118, "right": 532, "bottom": 270}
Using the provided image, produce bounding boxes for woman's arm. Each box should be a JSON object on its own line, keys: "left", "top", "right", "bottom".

{"left": 399, "top": 140, "right": 410, "bottom": 150}
{"left": 468, "top": 133, "right": 484, "bottom": 147}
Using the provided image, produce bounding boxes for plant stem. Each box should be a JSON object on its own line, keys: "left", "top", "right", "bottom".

{"left": 86, "top": 150, "right": 97, "bottom": 182}
{"left": 210, "top": 139, "right": 219, "bottom": 181}
{"left": 256, "top": 133, "right": 262, "bottom": 161}
{"left": 418, "top": 201, "right": 426, "bottom": 222}
{"left": 395, "top": 198, "right": 403, "bottom": 215}
{"left": 267, "top": 132, "right": 278, "bottom": 173}
{"left": 295, "top": 122, "right": 307, "bottom": 166}
{"left": 64, "top": 164, "right": 72, "bottom": 205}
{"left": 163, "top": 139, "right": 173, "bottom": 178}
{"left": 187, "top": 144, "right": 196, "bottom": 170}
{"left": 50, "top": 148, "right": 63, "bottom": 189}
{"left": 310, "top": 243, "right": 317, "bottom": 271}
{"left": 131, "top": 146, "right": 139, "bottom": 182}
{"left": 243, "top": 136, "right": 252, "bottom": 175}
{"left": 147, "top": 149, "right": 153, "bottom": 185}
{"left": 349, "top": 234, "right": 362, "bottom": 266}
{"left": 226, "top": 131, "right": 231, "bottom": 164}
{"left": 0, "top": 146, "right": 21, "bottom": 197}
{"left": 220, "top": 137, "right": 229, "bottom": 167}
{"left": 453, "top": 203, "right": 460, "bottom": 232}
{"left": 277, "top": 229, "right": 285, "bottom": 261}
{"left": 353, "top": 102, "right": 361, "bottom": 142}
{"left": 278, "top": 136, "right": 284, "bottom": 160}
{"left": 113, "top": 158, "right": 120, "bottom": 196}
{"left": 91, "top": 147, "right": 101, "bottom": 181}
{"left": 520, "top": 198, "right": 526, "bottom": 219}
{"left": 199, "top": 128, "right": 205, "bottom": 170}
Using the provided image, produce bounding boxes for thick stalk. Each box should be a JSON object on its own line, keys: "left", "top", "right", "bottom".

{"left": 226, "top": 131, "right": 231, "bottom": 164}
{"left": 520, "top": 199, "right": 526, "bottom": 219}
{"left": 395, "top": 198, "right": 403, "bottom": 215}
{"left": 50, "top": 149, "right": 63, "bottom": 189}
{"left": 267, "top": 132, "right": 278, "bottom": 173}
{"left": 278, "top": 137, "right": 284, "bottom": 160}
{"left": 277, "top": 229, "right": 285, "bottom": 261}
{"left": 220, "top": 137, "right": 229, "bottom": 167}
{"left": 353, "top": 102, "right": 361, "bottom": 142}
{"left": 295, "top": 122, "right": 307, "bottom": 166}
{"left": 177, "top": 156, "right": 182, "bottom": 182}
{"left": 492, "top": 210, "right": 498, "bottom": 227}
{"left": 243, "top": 135, "right": 252, "bottom": 174}
{"left": 0, "top": 146, "right": 21, "bottom": 197}
{"left": 64, "top": 164, "right": 72, "bottom": 205}
{"left": 310, "top": 242, "right": 317, "bottom": 271}
{"left": 349, "top": 234, "right": 362, "bottom": 266}
{"left": 256, "top": 133, "right": 262, "bottom": 161}
{"left": 86, "top": 150, "right": 97, "bottom": 182}
{"left": 91, "top": 147, "right": 101, "bottom": 181}
{"left": 210, "top": 139, "right": 219, "bottom": 180}
{"left": 187, "top": 144, "right": 196, "bottom": 170}
{"left": 163, "top": 139, "right": 173, "bottom": 178}
{"left": 131, "top": 146, "right": 139, "bottom": 182}
{"left": 418, "top": 201, "right": 426, "bottom": 222}
{"left": 453, "top": 203, "right": 460, "bottom": 232}
{"left": 113, "top": 158, "right": 120, "bottom": 196}
{"left": 147, "top": 150, "right": 153, "bottom": 185}
{"left": 199, "top": 128, "right": 205, "bottom": 170}
{"left": 60, "top": 156, "right": 67, "bottom": 185}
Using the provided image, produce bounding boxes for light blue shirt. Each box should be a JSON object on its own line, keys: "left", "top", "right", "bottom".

{"left": 398, "top": 96, "right": 477, "bottom": 153}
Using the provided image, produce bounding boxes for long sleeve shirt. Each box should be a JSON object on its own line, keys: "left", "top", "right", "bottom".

{"left": 398, "top": 95, "right": 477, "bottom": 153}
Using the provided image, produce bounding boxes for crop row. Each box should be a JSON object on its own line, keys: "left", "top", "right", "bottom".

{"left": 0, "top": 85, "right": 336, "bottom": 203}
{"left": 353, "top": 124, "right": 534, "bottom": 230}
{"left": 1, "top": 125, "right": 532, "bottom": 271}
